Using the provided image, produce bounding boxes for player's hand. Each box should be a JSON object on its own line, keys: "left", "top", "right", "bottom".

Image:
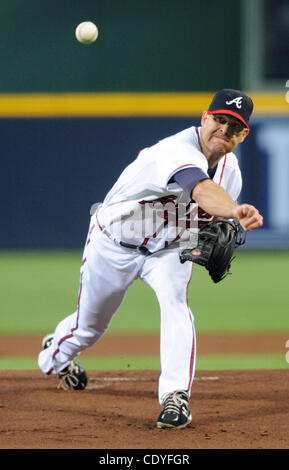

{"left": 234, "top": 204, "right": 263, "bottom": 232}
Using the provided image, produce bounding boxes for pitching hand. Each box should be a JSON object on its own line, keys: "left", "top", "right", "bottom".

{"left": 234, "top": 204, "right": 263, "bottom": 232}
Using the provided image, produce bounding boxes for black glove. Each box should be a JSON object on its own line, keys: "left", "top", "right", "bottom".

{"left": 179, "top": 219, "right": 246, "bottom": 283}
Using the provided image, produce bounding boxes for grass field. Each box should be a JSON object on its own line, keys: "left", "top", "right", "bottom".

{"left": 0, "top": 354, "right": 286, "bottom": 371}
{"left": 0, "top": 249, "right": 288, "bottom": 370}
{"left": 0, "top": 249, "right": 288, "bottom": 334}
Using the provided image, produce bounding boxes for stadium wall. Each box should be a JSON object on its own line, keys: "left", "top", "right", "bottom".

{"left": 0, "top": 0, "right": 241, "bottom": 93}
{"left": 0, "top": 1, "right": 288, "bottom": 249}
{"left": 1, "top": 92, "right": 288, "bottom": 249}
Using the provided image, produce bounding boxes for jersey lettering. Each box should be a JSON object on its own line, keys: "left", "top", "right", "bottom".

{"left": 198, "top": 207, "right": 213, "bottom": 220}
{"left": 139, "top": 195, "right": 178, "bottom": 206}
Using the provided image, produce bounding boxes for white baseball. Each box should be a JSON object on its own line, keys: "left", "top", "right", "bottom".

{"left": 75, "top": 22, "right": 99, "bottom": 44}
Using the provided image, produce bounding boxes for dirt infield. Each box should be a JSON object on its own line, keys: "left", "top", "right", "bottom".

{"left": 0, "top": 333, "right": 288, "bottom": 450}
{"left": 0, "top": 332, "right": 288, "bottom": 356}
{"left": 0, "top": 369, "right": 288, "bottom": 450}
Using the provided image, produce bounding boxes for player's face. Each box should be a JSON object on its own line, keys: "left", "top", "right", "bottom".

{"left": 200, "top": 112, "right": 249, "bottom": 156}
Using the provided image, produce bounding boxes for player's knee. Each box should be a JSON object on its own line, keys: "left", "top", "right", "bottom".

{"left": 72, "top": 326, "right": 105, "bottom": 348}
{"left": 157, "top": 284, "right": 187, "bottom": 308}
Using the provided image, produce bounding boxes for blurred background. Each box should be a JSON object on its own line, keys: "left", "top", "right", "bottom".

{"left": 0, "top": 0, "right": 288, "bottom": 353}
{"left": 0, "top": 0, "right": 288, "bottom": 250}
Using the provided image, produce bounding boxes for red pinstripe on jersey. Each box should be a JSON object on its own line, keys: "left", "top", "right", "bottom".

{"left": 187, "top": 322, "right": 196, "bottom": 393}
{"left": 219, "top": 154, "right": 227, "bottom": 184}
{"left": 96, "top": 214, "right": 104, "bottom": 231}
{"left": 167, "top": 163, "right": 196, "bottom": 182}
{"left": 195, "top": 126, "right": 201, "bottom": 147}
{"left": 47, "top": 272, "right": 84, "bottom": 374}
{"left": 46, "top": 221, "right": 97, "bottom": 374}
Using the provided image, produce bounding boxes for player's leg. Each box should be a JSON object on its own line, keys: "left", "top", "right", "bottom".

{"left": 140, "top": 249, "right": 196, "bottom": 426}
{"left": 38, "top": 220, "right": 139, "bottom": 376}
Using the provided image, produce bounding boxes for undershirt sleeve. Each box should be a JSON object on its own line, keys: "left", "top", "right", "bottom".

{"left": 168, "top": 167, "right": 209, "bottom": 199}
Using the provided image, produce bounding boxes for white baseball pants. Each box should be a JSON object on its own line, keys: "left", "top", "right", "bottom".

{"left": 38, "top": 215, "right": 196, "bottom": 404}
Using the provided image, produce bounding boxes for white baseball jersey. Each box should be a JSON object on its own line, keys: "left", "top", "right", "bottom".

{"left": 96, "top": 126, "right": 242, "bottom": 252}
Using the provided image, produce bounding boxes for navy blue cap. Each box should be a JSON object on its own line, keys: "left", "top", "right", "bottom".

{"left": 207, "top": 89, "right": 254, "bottom": 129}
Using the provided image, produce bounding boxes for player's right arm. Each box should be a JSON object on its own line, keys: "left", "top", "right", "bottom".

{"left": 192, "top": 178, "right": 263, "bottom": 232}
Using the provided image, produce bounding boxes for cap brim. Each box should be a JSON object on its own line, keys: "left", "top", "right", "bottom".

{"left": 207, "top": 109, "right": 249, "bottom": 129}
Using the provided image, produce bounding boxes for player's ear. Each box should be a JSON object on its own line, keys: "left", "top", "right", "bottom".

{"left": 201, "top": 111, "right": 209, "bottom": 126}
{"left": 240, "top": 127, "right": 249, "bottom": 142}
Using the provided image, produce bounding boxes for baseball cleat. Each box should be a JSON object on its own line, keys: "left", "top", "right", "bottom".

{"left": 41, "top": 333, "right": 88, "bottom": 391}
{"left": 57, "top": 361, "right": 88, "bottom": 391}
{"left": 41, "top": 333, "right": 54, "bottom": 350}
{"left": 156, "top": 391, "right": 192, "bottom": 429}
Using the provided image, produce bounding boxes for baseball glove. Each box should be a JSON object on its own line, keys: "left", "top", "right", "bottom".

{"left": 179, "top": 219, "right": 246, "bottom": 283}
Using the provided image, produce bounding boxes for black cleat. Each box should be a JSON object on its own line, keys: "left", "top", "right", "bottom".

{"left": 57, "top": 361, "right": 88, "bottom": 390}
{"left": 41, "top": 334, "right": 87, "bottom": 391}
{"left": 157, "top": 391, "right": 192, "bottom": 429}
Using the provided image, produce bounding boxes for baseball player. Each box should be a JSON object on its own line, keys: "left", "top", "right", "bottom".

{"left": 38, "top": 89, "right": 263, "bottom": 429}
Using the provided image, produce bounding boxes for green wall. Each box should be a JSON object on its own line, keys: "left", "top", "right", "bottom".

{"left": 0, "top": 0, "right": 241, "bottom": 92}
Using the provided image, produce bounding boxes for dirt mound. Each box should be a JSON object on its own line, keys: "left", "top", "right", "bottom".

{"left": 0, "top": 369, "right": 288, "bottom": 450}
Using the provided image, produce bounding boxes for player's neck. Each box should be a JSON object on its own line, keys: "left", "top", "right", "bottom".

{"left": 207, "top": 153, "right": 224, "bottom": 169}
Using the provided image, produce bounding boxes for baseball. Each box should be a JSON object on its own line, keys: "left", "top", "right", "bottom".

{"left": 75, "top": 21, "right": 98, "bottom": 44}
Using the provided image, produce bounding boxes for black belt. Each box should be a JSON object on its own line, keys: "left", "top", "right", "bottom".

{"left": 119, "top": 241, "right": 151, "bottom": 255}
{"left": 97, "top": 219, "right": 151, "bottom": 255}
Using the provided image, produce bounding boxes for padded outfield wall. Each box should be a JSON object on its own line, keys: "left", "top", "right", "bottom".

{"left": 1, "top": 93, "right": 288, "bottom": 249}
